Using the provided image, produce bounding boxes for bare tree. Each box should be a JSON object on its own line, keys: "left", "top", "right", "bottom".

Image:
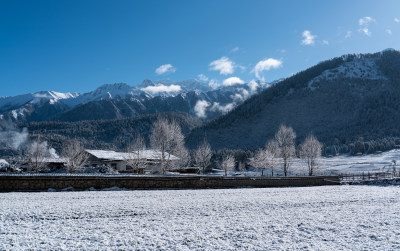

{"left": 249, "top": 149, "right": 267, "bottom": 176}
{"left": 250, "top": 147, "right": 276, "bottom": 176}
{"left": 299, "top": 133, "right": 323, "bottom": 176}
{"left": 220, "top": 154, "right": 235, "bottom": 176}
{"left": 61, "top": 139, "right": 89, "bottom": 173}
{"left": 172, "top": 143, "right": 190, "bottom": 169}
{"left": 194, "top": 138, "right": 212, "bottom": 174}
{"left": 150, "top": 117, "right": 187, "bottom": 174}
{"left": 265, "top": 140, "right": 279, "bottom": 176}
{"left": 275, "top": 124, "right": 296, "bottom": 176}
{"left": 28, "top": 135, "right": 51, "bottom": 172}
{"left": 125, "top": 134, "right": 147, "bottom": 173}
{"left": 238, "top": 161, "right": 246, "bottom": 172}
{"left": 383, "top": 160, "right": 397, "bottom": 177}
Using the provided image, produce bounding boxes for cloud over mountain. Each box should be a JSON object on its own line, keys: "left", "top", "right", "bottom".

{"left": 209, "top": 57, "right": 235, "bottom": 75}
{"left": 155, "top": 64, "right": 176, "bottom": 75}
{"left": 252, "top": 58, "right": 282, "bottom": 80}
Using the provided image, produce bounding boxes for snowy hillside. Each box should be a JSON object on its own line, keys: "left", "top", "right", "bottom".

{"left": 307, "top": 57, "right": 387, "bottom": 91}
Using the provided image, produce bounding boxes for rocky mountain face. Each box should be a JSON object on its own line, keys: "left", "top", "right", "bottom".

{"left": 0, "top": 79, "right": 270, "bottom": 122}
{"left": 187, "top": 50, "right": 400, "bottom": 151}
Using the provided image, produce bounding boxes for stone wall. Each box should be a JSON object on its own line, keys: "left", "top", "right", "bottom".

{"left": 0, "top": 175, "right": 340, "bottom": 192}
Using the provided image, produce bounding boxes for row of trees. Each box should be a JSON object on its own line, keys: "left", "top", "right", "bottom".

{"left": 250, "top": 124, "right": 322, "bottom": 176}
{"left": 25, "top": 118, "right": 322, "bottom": 176}
{"left": 145, "top": 121, "right": 323, "bottom": 176}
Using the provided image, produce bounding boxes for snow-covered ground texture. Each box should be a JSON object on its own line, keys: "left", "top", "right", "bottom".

{"left": 1, "top": 186, "right": 400, "bottom": 250}
{"left": 280, "top": 149, "right": 400, "bottom": 176}
{"left": 321, "top": 149, "right": 400, "bottom": 174}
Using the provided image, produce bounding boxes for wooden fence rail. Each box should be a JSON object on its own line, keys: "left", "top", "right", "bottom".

{"left": 339, "top": 172, "right": 396, "bottom": 182}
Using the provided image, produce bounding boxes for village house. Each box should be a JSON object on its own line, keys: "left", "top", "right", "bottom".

{"left": 22, "top": 157, "right": 69, "bottom": 172}
{"left": 84, "top": 149, "right": 180, "bottom": 173}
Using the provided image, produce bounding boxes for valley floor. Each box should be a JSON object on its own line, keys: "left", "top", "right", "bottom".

{"left": 1, "top": 186, "right": 400, "bottom": 250}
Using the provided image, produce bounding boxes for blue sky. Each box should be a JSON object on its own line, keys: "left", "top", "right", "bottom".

{"left": 1, "top": 0, "right": 400, "bottom": 96}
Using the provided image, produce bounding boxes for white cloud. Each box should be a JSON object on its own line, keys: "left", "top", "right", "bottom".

{"left": 222, "top": 77, "right": 244, "bottom": 87}
{"left": 141, "top": 84, "right": 181, "bottom": 94}
{"left": 194, "top": 100, "right": 210, "bottom": 118}
{"left": 395, "top": 18, "right": 400, "bottom": 23}
{"left": 386, "top": 29, "right": 393, "bottom": 35}
{"left": 359, "top": 16, "right": 375, "bottom": 26}
{"left": 280, "top": 49, "right": 287, "bottom": 53}
{"left": 155, "top": 64, "right": 176, "bottom": 75}
{"left": 301, "top": 30, "right": 316, "bottom": 45}
{"left": 209, "top": 57, "right": 235, "bottom": 75}
{"left": 238, "top": 65, "right": 246, "bottom": 72}
{"left": 251, "top": 58, "right": 282, "bottom": 80}
{"left": 230, "top": 89, "right": 250, "bottom": 102}
{"left": 358, "top": 17, "right": 375, "bottom": 36}
{"left": 207, "top": 79, "right": 219, "bottom": 89}
{"left": 248, "top": 80, "right": 259, "bottom": 92}
{"left": 230, "top": 47, "right": 239, "bottom": 53}
{"left": 198, "top": 74, "right": 208, "bottom": 82}
{"left": 359, "top": 27, "right": 371, "bottom": 36}
{"left": 322, "top": 40, "right": 329, "bottom": 45}
{"left": 210, "top": 102, "right": 235, "bottom": 114}
{"left": 345, "top": 31, "right": 352, "bottom": 38}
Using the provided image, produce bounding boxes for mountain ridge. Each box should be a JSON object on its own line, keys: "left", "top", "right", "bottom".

{"left": 0, "top": 79, "right": 271, "bottom": 122}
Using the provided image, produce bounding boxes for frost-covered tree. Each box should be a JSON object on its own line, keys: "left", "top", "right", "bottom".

{"left": 265, "top": 140, "right": 279, "bottom": 176}
{"left": 238, "top": 161, "right": 246, "bottom": 172}
{"left": 125, "top": 134, "right": 147, "bottom": 173}
{"left": 250, "top": 149, "right": 268, "bottom": 176}
{"left": 275, "top": 124, "right": 296, "bottom": 176}
{"left": 150, "top": 117, "right": 187, "bottom": 174}
{"left": 220, "top": 154, "right": 235, "bottom": 176}
{"left": 61, "top": 139, "right": 89, "bottom": 172}
{"left": 250, "top": 141, "right": 278, "bottom": 176}
{"left": 299, "top": 133, "right": 323, "bottom": 176}
{"left": 28, "top": 135, "right": 52, "bottom": 172}
{"left": 194, "top": 138, "right": 212, "bottom": 173}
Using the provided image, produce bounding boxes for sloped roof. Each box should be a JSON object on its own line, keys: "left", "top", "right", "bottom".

{"left": 85, "top": 149, "right": 179, "bottom": 161}
{"left": 0, "top": 159, "right": 9, "bottom": 165}
{"left": 29, "top": 158, "right": 69, "bottom": 163}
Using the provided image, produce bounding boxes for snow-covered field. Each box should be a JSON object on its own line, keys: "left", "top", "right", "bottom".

{"left": 321, "top": 149, "right": 400, "bottom": 174}
{"left": 285, "top": 149, "right": 400, "bottom": 175}
{"left": 1, "top": 186, "right": 400, "bottom": 250}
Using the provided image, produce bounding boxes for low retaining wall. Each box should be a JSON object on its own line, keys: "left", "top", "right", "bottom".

{"left": 0, "top": 175, "right": 340, "bottom": 192}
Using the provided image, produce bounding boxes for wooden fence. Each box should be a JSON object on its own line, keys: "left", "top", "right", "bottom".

{"left": 339, "top": 172, "right": 396, "bottom": 182}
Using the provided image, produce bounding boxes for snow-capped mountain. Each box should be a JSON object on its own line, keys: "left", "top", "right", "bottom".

{"left": 0, "top": 79, "right": 271, "bottom": 122}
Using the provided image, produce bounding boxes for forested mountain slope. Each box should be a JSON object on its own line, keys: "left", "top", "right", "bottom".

{"left": 187, "top": 50, "right": 400, "bottom": 153}
{"left": 25, "top": 112, "right": 201, "bottom": 152}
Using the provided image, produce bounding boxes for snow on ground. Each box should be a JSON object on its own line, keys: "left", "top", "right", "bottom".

{"left": 1, "top": 186, "right": 400, "bottom": 250}
{"left": 282, "top": 149, "right": 400, "bottom": 176}
{"left": 321, "top": 149, "right": 400, "bottom": 174}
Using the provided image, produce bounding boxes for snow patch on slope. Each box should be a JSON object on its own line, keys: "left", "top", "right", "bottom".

{"left": 308, "top": 58, "right": 387, "bottom": 91}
